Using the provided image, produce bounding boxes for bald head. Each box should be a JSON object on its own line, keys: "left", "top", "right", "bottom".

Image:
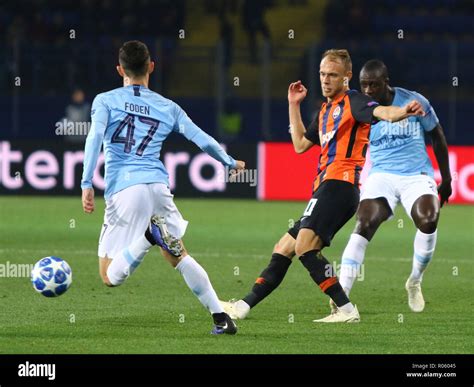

{"left": 359, "top": 59, "right": 390, "bottom": 103}
{"left": 361, "top": 59, "right": 388, "bottom": 79}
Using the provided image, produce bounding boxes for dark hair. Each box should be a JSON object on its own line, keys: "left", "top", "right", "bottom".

{"left": 361, "top": 59, "right": 389, "bottom": 79}
{"left": 118, "top": 40, "right": 150, "bottom": 77}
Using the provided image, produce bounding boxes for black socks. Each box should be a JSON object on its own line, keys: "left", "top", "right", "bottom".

{"left": 299, "top": 249, "right": 350, "bottom": 307}
{"left": 243, "top": 253, "right": 292, "bottom": 308}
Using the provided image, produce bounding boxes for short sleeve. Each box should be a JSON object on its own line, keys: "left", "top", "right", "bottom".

{"left": 414, "top": 92, "right": 439, "bottom": 132}
{"left": 304, "top": 110, "right": 320, "bottom": 145}
{"left": 348, "top": 91, "right": 379, "bottom": 124}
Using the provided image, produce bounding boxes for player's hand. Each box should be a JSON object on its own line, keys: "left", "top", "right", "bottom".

{"left": 437, "top": 179, "right": 452, "bottom": 207}
{"left": 229, "top": 160, "right": 246, "bottom": 182}
{"left": 288, "top": 81, "right": 307, "bottom": 104}
{"left": 404, "top": 100, "right": 425, "bottom": 117}
{"left": 234, "top": 160, "right": 245, "bottom": 170}
{"left": 82, "top": 188, "right": 95, "bottom": 213}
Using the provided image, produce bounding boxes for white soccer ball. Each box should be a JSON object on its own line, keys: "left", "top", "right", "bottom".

{"left": 31, "top": 256, "right": 72, "bottom": 297}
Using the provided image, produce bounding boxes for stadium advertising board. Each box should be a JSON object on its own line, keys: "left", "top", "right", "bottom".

{"left": 258, "top": 143, "right": 474, "bottom": 204}
{"left": 1, "top": 140, "right": 473, "bottom": 203}
{"left": 0, "top": 141, "right": 256, "bottom": 198}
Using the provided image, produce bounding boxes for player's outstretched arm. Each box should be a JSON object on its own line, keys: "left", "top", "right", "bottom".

{"left": 288, "top": 81, "right": 315, "bottom": 154}
{"left": 175, "top": 104, "right": 245, "bottom": 171}
{"left": 373, "top": 100, "right": 425, "bottom": 122}
{"left": 429, "top": 124, "right": 452, "bottom": 206}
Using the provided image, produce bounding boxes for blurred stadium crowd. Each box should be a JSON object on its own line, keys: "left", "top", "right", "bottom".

{"left": 1, "top": 0, "right": 472, "bottom": 143}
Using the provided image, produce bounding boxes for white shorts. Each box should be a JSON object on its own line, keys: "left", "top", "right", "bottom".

{"left": 98, "top": 183, "right": 188, "bottom": 259}
{"left": 360, "top": 173, "right": 438, "bottom": 219}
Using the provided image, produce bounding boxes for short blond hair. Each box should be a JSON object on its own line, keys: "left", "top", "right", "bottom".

{"left": 322, "top": 49, "right": 352, "bottom": 71}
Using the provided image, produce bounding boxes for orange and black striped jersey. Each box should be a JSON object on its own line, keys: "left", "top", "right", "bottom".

{"left": 304, "top": 90, "right": 379, "bottom": 191}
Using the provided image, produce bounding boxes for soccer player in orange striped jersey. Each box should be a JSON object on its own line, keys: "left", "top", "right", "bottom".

{"left": 220, "top": 49, "right": 425, "bottom": 323}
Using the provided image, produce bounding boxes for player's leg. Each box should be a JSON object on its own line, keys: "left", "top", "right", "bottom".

{"left": 296, "top": 229, "right": 359, "bottom": 322}
{"left": 295, "top": 180, "right": 360, "bottom": 323}
{"left": 338, "top": 173, "right": 397, "bottom": 299}
{"left": 411, "top": 194, "right": 440, "bottom": 283}
{"left": 221, "top": 230, "right": 297, "bottom": 319}
{"left": 403, "top": 176, "right": 440, "bottom": 312}
{"left": 99, "top": 256, "right": 113, "bottom": 286}
{"left": 338, "top": 198, "right": 391, "bottom": 296}
{"left": 105, "top": 232, "right": 154, "bottom": 286}
{"left": 101, "top": 185, "right": 155, "bottom": 287}
{"left": 147, "top": 183, "right": 236, "bottom": 334}
{"left": 148, "top": 223, "right": 237, "bottom": 335}
{"left": 220, "top": 217, "right": 300, "bottom": 319}
{"left": 243, "top": 232, "right": 296, "bottom": 308}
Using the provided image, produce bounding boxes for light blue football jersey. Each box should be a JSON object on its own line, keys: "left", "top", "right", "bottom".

{"left": 369, "top": 87, "right": 439, "bottom": 177}
{"left": 81, "top": 85, "right": 236, "bottom": 199}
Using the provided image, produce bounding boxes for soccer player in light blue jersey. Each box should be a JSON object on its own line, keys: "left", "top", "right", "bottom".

{"left": 337, "top": 60, "right": 452, "bottom": 313}
{"left": 81, "top": 40, "right": 245, "bottom": 334}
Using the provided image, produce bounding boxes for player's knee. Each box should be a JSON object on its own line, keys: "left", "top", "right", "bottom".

{"left": 273, "top": 241, "right": 294, "bottom": 259}
{"left": 99, "top": 257, "right": 115, "bottom": 286}
{"left": 295, "top": 240, "right": 313, "bottom": 257}
{"left": 355, "top": 216, "right": 379, "bottom": 239}
{"left": 295, "top": 231, "right": 323, "bottom": 257}
{"left": 414, "top": 206, "right": 439, "bottom": 234}
{"left": 100, "top": 265, "right": 119, "bottom": 287}
{"left": 417, "top": 217, "right": 438, "bottom": 234}
{"left": 273, "top": 242, "right": 284, "bottom": 255}
{"left": 99, "top": 267, "right": 109, "bottom": 285}
{"left": 272, "top": 233, "right": 296, "bottom": 258}
{"left": 100, "top": 271, "right": 115, "bottom": 287}
{"left": 294, "top": 244, "right": 307, "bottom": 257}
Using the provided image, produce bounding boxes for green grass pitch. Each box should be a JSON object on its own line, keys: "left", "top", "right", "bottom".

{"left": 0, "top": 197, "right": 473, "bottom": 354}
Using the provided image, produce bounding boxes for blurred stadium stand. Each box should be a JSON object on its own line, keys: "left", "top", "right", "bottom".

{"left": 0, "top": 0, "right": 472, "bottom": 144}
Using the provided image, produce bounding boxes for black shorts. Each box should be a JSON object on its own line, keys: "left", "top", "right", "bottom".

{"left": 287, "top": 179, "right": 360, "bottom": 247}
